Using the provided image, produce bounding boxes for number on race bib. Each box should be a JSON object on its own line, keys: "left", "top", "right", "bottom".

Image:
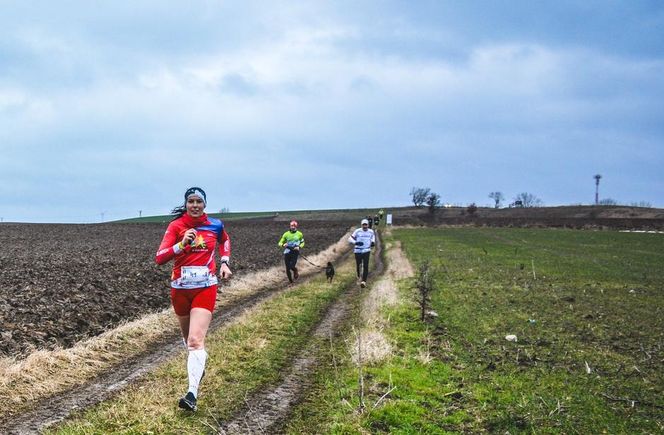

{"left": 180, "top": 266, "right": 210, "bottom": 285}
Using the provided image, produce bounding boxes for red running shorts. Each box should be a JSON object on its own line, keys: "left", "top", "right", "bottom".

{"left": 170, "top": 285, "right": 217, "bottom": 316}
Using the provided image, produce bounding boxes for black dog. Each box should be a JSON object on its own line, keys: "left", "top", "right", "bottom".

{"left": 325, "top": 262, "right": 335, "bottom": 282}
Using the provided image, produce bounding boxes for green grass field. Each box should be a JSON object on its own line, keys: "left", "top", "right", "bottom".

{"left": 393, "top": 227, "right": 664, "bottom": 433}
{"left": 287, "top": 227, "right": 664, "bottom": 433}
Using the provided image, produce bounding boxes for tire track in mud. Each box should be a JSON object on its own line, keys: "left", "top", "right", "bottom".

{"left": 0, "top": 250, "right": 352, "bottom": 435}
{"left": 218, "top": 234, "right": 384, "bottom": 434}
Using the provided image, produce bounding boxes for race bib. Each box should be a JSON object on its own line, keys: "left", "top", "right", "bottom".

{"left": 180, "top": 266, "right": 210, "bottom": 285}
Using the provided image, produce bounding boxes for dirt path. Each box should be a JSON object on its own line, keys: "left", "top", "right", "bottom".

{"left": 218, "top": 234, "right": 385, "bottom": 434}
{"left": 0, "top": 246, "right": 352, "bottom": 435}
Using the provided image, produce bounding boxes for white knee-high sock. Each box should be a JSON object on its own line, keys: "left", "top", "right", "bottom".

{"left": 187, "top": 348, "right": 207, "bottom": 397}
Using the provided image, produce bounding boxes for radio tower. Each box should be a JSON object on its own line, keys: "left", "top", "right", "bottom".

{"left": 594, "top": 174, "right": 602, "bottom": 205}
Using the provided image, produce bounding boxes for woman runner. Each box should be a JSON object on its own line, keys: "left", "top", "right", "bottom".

{"left": 155, "top": 187, "right": 232, "bottom": 411}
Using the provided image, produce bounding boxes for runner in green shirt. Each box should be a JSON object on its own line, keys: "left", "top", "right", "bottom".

{"left": 278, "top": 220, "right": 305, "bottom": 283}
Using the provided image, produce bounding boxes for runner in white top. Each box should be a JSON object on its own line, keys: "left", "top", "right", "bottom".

{"left": 348, "top": 218, "right": 375, "bottom": 288}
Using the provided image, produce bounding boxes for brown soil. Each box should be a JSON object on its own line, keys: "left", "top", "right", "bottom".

{"left": 0, "top": 220, "right": 351, "bottom": 359}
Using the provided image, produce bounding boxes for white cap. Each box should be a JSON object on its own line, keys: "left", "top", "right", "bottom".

{"left": 361, "top": 219, "right": 369, "bottom": 225}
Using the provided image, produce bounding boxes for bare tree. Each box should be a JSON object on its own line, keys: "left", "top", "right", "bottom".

{"left": 426, "top": 192, "right": 441, "bottom": 213}
{"left": 467, "top": 203, "right": 478, "bottom": 215}
{"left": 488, "top": 191, "right": 504, "bottom": 208}
{"left": 410, "top": 187, "right": 431, "bottom": 207}
{"left": 598, "top": 198, "right": 617, "bottom": 205}
{"left": 513, "top": 192, "right": 542, "bottom": 208}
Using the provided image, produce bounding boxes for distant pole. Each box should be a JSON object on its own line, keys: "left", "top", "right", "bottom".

{"left": 100, "top": 212, "right": 105, "bottom": 223}
{"left": 139, "top": 210, "right": 142, "bottom": 218}
{"left": 594, "top": 174, "right": 602, "bottom": 205}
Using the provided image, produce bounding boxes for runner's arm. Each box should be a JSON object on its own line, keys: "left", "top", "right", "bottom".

{"left": 219, "top": 228, "right": 231, "bottom": 263}
{"left": 155, "top": 224, "right": 186, "bottom": 265}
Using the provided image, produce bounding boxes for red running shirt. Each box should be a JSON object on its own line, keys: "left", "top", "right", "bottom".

{"left": 155, "top": 213, "right": 230, "bottom": 289}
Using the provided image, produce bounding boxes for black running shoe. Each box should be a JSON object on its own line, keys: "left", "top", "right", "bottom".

{"left": 178, "top": 392, "right": 197, "bottom": 411}
{"left": 293, "top": 267, "right": 299, "bottom": 280}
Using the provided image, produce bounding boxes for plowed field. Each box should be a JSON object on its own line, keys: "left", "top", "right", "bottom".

{"left": 0, "top": 220, "right": 350, "bottom": 358}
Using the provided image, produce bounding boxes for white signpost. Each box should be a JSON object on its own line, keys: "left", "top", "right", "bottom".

{"left": 386, "top": 213, "right": 393, "bottom": 225}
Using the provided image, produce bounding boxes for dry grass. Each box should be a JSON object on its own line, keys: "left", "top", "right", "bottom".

{"left": 360, "top": 240, "right": 413, "bottom": 328}
{"left": 385, "top": 240, "right": 414, "bottom": 280}
{"left": 350, "top": 239, "right": 414, "bottom": 365}
{"left": 0, "top": 312, "right": 177, "bottom": 416}
{"left": 0, "top": 232, "right": 351, "bottom": 420}
{"left": 416, "top": 331, "right": 433, "bottom": 365}
{"left": 350, "top": 330, "right": 393, "bottom": 365}
{"left": 361, "top": 279, "right": 398, "bottom": 329}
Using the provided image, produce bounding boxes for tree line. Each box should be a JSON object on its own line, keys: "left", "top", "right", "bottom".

{"left": 410, "top": 187, "right": 652, "bottom": 210}
{"left": 409, "top": 187, "right": 542, "bottom": 210}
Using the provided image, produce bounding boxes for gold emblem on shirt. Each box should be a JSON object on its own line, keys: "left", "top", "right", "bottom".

{"left": 192, "top": 234, "right": 207, "bottom": 249}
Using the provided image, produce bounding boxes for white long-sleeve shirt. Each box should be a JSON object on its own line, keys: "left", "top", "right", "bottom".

{"left": 348, "top": 228, "right": 375, "bottom": 253}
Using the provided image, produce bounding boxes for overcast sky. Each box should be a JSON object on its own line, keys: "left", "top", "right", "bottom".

{"left": 1, "top": 1, "right": 663, "bottom": 223}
